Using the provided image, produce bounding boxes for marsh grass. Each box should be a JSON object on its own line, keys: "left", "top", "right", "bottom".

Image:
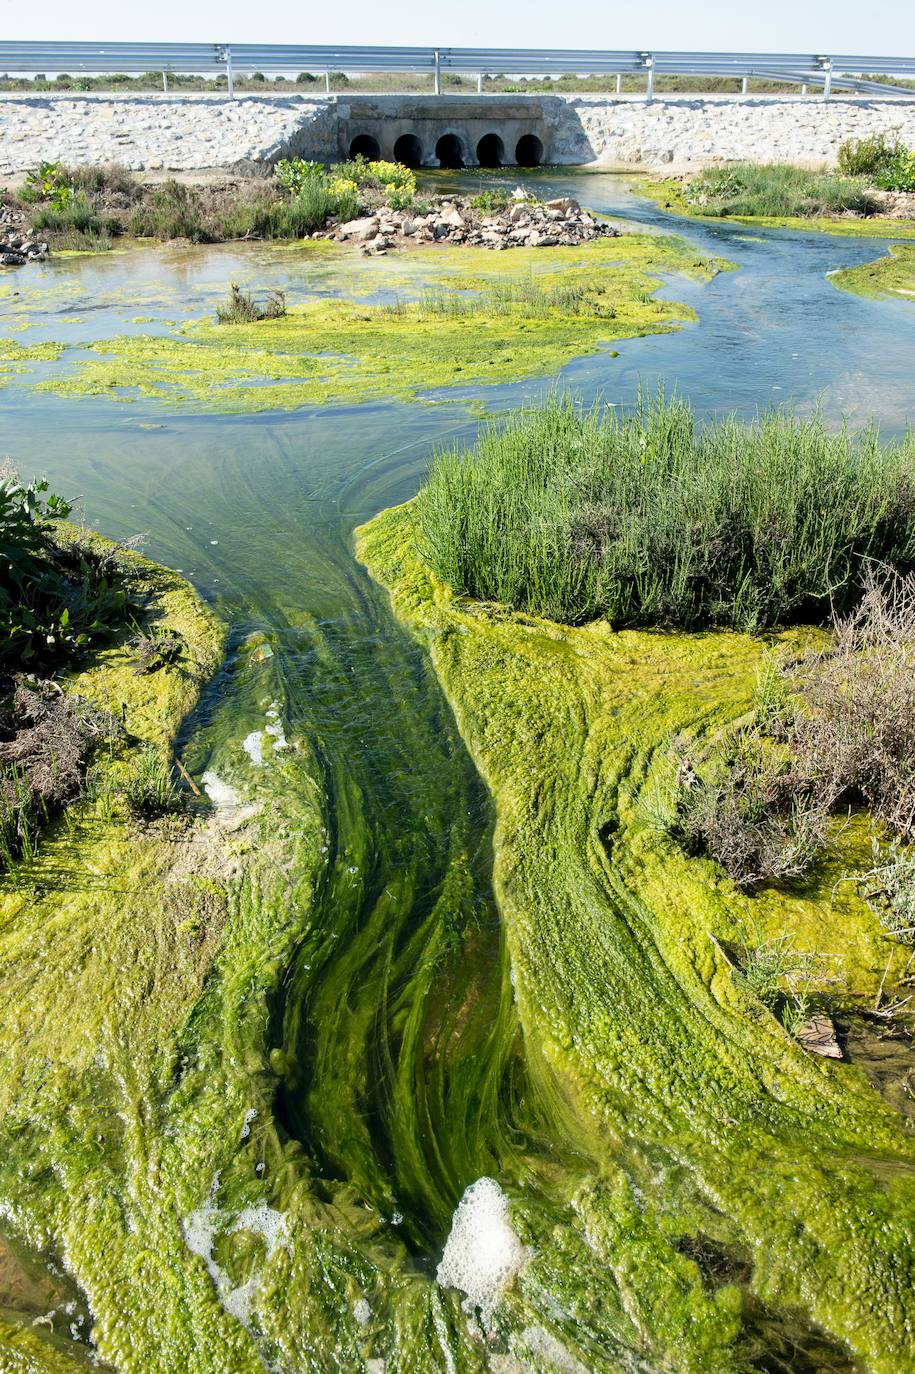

{"left": 123, "top": 745, "right": 184, "bottom": 820}
{"left": 216, "top": 283, "right": 286, "bottom": 324}
{"left": 417, "top": 391, "right": 915, "bottom": 630}
{"left": 684, "top": 163, "right": 878, "bottom": 218}
{"left": 129, "top": 181, "right": 211, "bottom": 242}
{"left": 407, "top": 278, "right": 600, "bottom": 320}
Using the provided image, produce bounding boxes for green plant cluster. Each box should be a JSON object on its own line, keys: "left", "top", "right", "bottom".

{"left": 837, "top": 132, "right": 915, "bottom": 192}
{"left": 416, "top": 391, "right": 915, "bottom": 631}
{"left": 683, "top": 162, "right": 878, "bottom": 218}
{"left": 469, "top": 188, "right": 511, "bottom": 214}
{"left": 0, "top": 473, "right": 134, "bottom": 667}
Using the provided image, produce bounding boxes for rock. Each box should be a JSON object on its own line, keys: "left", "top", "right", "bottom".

{"left": 545, "top": 197, "right": 581, "bottom": 214}
{"left": 337, "top": 215, "right": 380, "bottom": 242}
{"left": 438, "top": 205, "right": 466, "bottom": 229}
{"left": 796, "top": 1014, "right": 842, "bottom": 1059}
{"left": 508, "top": 203, "right": 529, "bottom": 224}
{"left": 400, "top": 216, "right": 415, "bottom": 236}
{"left": 535, "top": 235, "right": 560, "bottom": 247}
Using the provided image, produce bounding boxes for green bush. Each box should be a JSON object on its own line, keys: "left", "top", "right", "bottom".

{"left": 684, "top": 163, "right": 878, "bottom": 218}
{"left": 31, "top": 193, "right": 117, "bottom": 239}
{"left": 838, "top": 133, "right": 915, "bottom": 192}
{"left": 0, "top": 473, "right": 135, "bottom": 668}
{"left": 128, "top": 181, "right": 210, "bottom": 242}
{"left": 416, "top": 391, "right": 915, "bottom": 631}
{"left": 469, "top": 188, "right": 511, "bottom": 214}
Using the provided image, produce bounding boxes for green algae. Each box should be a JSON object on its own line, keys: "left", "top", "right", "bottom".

{"left": 830, "top": 242, "right": 915, "bottom": 299}
{"left": 0, "top": 339, "right": 65, "bottom": 385}
{"left": 639, "top": 177, "right": 915, "bottom": 238}
{"left": 357, "top": 498, "right": 915, "bottom": 1374}
{"left": 31, "top": 237, "right": 730, "bottom": 413}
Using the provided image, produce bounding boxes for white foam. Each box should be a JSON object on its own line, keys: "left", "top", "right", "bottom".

{"left": 201, "top": 770, "right": 240, "bottom": 807}
{"left": 436, "top": 1177, "right": 529, "bottom": 1322}
{"left": 242, "top": 731, "right": 265, "bottom": 765}
{"left": 353, "top": 1297, "right": 372, "bottom": 1326}
{"left": 183, "top": 1179, "right": 289, "bottom": 1331}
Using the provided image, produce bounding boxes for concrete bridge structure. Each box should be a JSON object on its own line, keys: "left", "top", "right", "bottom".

{"left": 338, "top": 96, "right": 549, "bottom": 167}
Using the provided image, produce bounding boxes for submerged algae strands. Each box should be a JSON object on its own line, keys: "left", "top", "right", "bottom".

{"left": 357, "top": 498, "right": 915, "bottom": 1374}
{"left": 29, "top": 236, "right": 728, "bottom": 413}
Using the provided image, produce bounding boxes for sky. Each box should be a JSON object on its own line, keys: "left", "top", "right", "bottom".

{"left": 1, "top": 0, "right": 914, "bottom": 54}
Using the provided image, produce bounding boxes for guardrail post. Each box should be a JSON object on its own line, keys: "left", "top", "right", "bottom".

{"left": 162, "top": 70, "right": 168, "bottom": 93}
{"left": 823, "top": 57, "right": 833, "bottom": 100}
{"left": 801, "top": 82, "right": 808, "bottom": 95}
{"left": 325, "top": 70, "right": 330, "bottom": 93}
{"left": 741, "top": 75, "right": 748, "bottom": 94}
{"left": 434, "top": 48, "right": 441, "bottom": 95}
{"left": 226, "top": 47, "right": 234, "bottom": 98}
{"left": 645, "top": 56, "right": 654, "bottom": 102}
{"left": 616, "top": 72, "right": 622, "bottom": 94}
{"left": 477, "top": 72, "right": 483, "bottom": 93}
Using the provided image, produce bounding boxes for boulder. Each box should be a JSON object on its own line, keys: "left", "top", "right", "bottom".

{"left": 337, "top": 215, "right": 380, "bottom": 242}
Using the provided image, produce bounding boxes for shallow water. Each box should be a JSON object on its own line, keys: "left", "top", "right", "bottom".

{"left": 2, "top": 172, "right": 914, "bottom": 1370}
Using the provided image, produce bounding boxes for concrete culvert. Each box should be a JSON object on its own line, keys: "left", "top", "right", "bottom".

{"left": 515, "top": 134, "right": 543, "bottom": 167}
{"left": 393, "top": 133, "right": 423, "bottom": 168}
{"left": 435, "top": 133, "right": 464, "bottom": 169}
{"left": 476, "top": 133, "right": 504, "bottom": 167}
{"left": 349, "top": 134, "right": 381, "bottom": 160}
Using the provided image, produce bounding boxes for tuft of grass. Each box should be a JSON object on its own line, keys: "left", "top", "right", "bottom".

{"left": 416, "top": 391, "right": 915, "bottom": 632}
{"left": 122, "top": 745, "right": 184, "bottom": 820}
{"left": 684, "top": 163, "right": 878, "bottom": 218}
{"left": 215, "top": 283, "right": 286, "bottom": 324}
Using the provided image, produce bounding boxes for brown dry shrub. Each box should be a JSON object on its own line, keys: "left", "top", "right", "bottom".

{"left": 669, "top": 567, "right": 915, "bottom": 886}
{"left": 786, "top": 565, "right": 915, "bottom": 840}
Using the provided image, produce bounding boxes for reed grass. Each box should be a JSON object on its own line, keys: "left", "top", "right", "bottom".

{"left": 416, "top": 391, "right": 915, "bottom": 630}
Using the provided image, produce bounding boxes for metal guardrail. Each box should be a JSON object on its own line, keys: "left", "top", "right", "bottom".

{"left": 0, "top": 43, "right": 914, "bottom": 100}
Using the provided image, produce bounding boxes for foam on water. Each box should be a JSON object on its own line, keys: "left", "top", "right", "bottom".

{"left": 183, "top": 1178, "right": 289, "bottom": 1331}
{"left": 436, "top": 1177, "right": 529, "bottom": 1321}
{"left": 201, "top": 770, "right": 240, "bottom": 807}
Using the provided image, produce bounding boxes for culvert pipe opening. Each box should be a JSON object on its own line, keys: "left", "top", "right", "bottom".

{"left": 514, "top": 134, "right": 543, "bottom": 167}
{"left": 349, "top": 134, "right": 381, "bottom": 160}
{"left": 476, "top": 133, "right": 505, "bottom": 167}
{"left": 393, "top": 133, "right": 424, "bottom": 168}
{"left": 435, "top": 134, "right": 464, "bottom": 169}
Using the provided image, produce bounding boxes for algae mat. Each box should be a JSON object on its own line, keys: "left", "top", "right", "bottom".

{"left": 22, "top": 236, "right": 728, "bottom": 412}
{"left": 357, "top": 499, "right": 915, "bottom": 1374}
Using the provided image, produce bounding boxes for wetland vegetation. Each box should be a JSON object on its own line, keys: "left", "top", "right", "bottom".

{"left": 2, "top": 163, "right": 915, "bottom": 1374}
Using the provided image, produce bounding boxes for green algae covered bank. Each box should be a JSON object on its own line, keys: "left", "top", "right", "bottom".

{"left": 26, "top": 235, "right": 729, "bottom": 413}
{"left": 357, "top": 498, "right": 915, "bottom": 1374}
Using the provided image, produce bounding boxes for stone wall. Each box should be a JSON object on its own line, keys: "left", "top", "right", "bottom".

{"left": 1, "top": 91, "right": 914, "bottom": 177}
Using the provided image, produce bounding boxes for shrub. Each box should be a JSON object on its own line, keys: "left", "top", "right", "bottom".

{"left": 275, "top": 158, "right": 325, "bottom": 195}
{"left": 668, "top": 729, "right": 830, "bottom": 887}
{"left": 216, "top": 283, "right": 286, "bottom": 323}
{"left": 416, "top": 392, "right": 915, "bottom": 632}
{"left": 128, "top": 181, "right": 210, "bottom": 242}
{"left": 0, "top": 470, "right": 136, "bottom": 669}
{"left": 667, "top": 568, "right": 915, "bottom": 889}
{"left": 0, "top": 678, "right": 116, "bottom": 868}
{"left": 20, "top": 159, "right": 70, "bottom": 203}
{"left": 838, "top": 134, "right": 915, "bottom": 193}
{"left": 31, "top": 193, "right": 116, "bottom": 239}
{"left": 786, "top": 566, "right": 915, "bottom": 841}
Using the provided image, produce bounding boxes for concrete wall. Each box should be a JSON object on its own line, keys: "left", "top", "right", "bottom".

{"left": 1, "top": 91, "right": 915, "bottom": 178}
